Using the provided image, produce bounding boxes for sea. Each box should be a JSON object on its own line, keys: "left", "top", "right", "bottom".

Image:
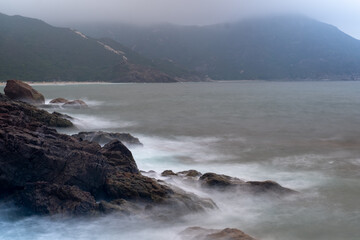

{"left": 1, "top": 81, "right": 360, "bottom": 240}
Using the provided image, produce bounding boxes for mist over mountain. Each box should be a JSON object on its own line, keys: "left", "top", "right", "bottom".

{"left": 1, "top": 12, "right": 360, "bottom": 82}
{"left": 77, "top": 15, "right": 360, "bottom": 80}
{"left": 0, "top": 13, "right": 194, "bottom": 82}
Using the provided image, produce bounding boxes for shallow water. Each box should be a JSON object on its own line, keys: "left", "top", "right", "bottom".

{"left": 1, "top": 81, "right": 360, "bottom": 239}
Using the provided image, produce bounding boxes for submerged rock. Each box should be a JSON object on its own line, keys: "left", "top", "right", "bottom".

{"left": 62, "top": 99, "right": 88, "bottom": 109}
{"left": 180, "top": 227, "right": 257, "bottom": 240}
{"left": 72, "top": 131, "right": 143, "bottom": 146}
{"left": 50, "top": 98, "right": 69, "bottom": 104}
{"left": 244, "top": 181, "right": 296, "bottom": 195}
{"left": 4, "top": 79, "right": 45, "bottom": 104}
{"left": 199, "top": 172, "right": 296, "bottom": 196}
{"left": 158, "top": 169, "right": 297, "bottom": 196}
{"left": 0, "top": 95, "right": 215, "bottom": 216}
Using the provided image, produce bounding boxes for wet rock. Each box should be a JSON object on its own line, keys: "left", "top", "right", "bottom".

{"left": 50, "top": 98, "right": 69, "bottom": 104}
{"left": 161, "top": 170, "right": 177, "bottom": 177}
{"left": 62, "top": 99, "right": 88, "bottom": 109}
{"left": 180, "top": 227, "right": 257, "bottom": 240}
{"left": 4, "top": 80, "right": 45, "bottom": 104}
{"left": 72, "top": 131, "right": 142, "bottom": 146}
{"left": 200, "top": 173, "right": 245, "bottom": 187}
{"left": 15, "top": 182, "right": 98, "bottom": 215}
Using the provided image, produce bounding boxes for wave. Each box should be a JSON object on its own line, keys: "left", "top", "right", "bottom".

{"left": 70, "top": 114, "right": 136, "bottom": 131}
{"left": 131, "top": 135, "right": 238, "bottom": 171}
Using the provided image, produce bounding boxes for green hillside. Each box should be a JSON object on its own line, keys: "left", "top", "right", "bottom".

{"left": 0, "top": 13, "right": 190, "bottom": 82}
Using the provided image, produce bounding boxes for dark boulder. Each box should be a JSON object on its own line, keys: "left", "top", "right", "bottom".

{"left": 72, "top": 131, "right": 142, "bottom": 146}
{"left": 4, "top": 80, "right": 45, "bottom": 104}
{"left": 180, "top": 227, "right": 257, "bottom": 240}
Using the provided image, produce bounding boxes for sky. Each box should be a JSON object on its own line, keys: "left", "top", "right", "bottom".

{"left": 1, "top": 0, "right": 360, "bottom": 39}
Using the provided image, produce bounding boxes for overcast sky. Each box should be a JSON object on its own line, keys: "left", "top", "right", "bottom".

{"left": 1, "top": 0, "right": 360, "bottom": 38}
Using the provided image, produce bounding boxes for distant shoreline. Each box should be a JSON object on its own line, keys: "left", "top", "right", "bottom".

{"left": 0, "top": 81, "right": 113, "bottom": 86}
{"left": 1, "top": 79, "right": 359, "bottom": 86}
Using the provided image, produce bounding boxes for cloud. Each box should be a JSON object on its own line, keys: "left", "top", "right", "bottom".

{"left": 1, "top": 0, "right": 360, "bottom": 38}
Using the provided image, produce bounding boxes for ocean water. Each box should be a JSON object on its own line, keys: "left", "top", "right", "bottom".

{"left": 1, "top": 81, "right": 360, "bottom": 239}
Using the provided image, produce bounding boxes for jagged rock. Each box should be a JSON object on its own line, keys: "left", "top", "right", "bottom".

{"left": 62, "top": 99, "right": 88, "bottom": 109}
{"left": 72, "top": 131, "right": 142, "bottom": 146}
{"left": 50, "top": 98, "right": 69, "bottom": 104}
{"left": 100, "top": 140, "right": 139, "bottom": 173}
{"left": 14, "top": 182, "right": 98, "bottom": 215}
{"left": 0, "top": 93, "right": 72, "bottom": 128}
{"left": 161, "top": 170, "right": 177, "bottom": 177}
{"left": 180, "top": 227, "right": 257, "bottom": 240}
{"left": 0, "top": 95, "right": 215, "bottom": 216}
{"left": 4, "top": 80, "right": 45, "bottom": 104}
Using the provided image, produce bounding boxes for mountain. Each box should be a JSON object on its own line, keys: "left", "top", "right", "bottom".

{"left": 76, "top": 16, "right": 360, "bottom": 80}
{"left": 0, "top": 13, "right": 195, "bottom": 82}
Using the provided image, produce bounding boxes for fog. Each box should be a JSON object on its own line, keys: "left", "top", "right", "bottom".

{"left": 1, "top": 0, "right": 360, "bottom": 38}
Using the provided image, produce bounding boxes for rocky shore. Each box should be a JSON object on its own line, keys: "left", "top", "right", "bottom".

{"left": 0, "top": 80, "right": 298, "bottom": 239}
{"left": 0, "top": 92, "right": 216, "bottom": 217}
